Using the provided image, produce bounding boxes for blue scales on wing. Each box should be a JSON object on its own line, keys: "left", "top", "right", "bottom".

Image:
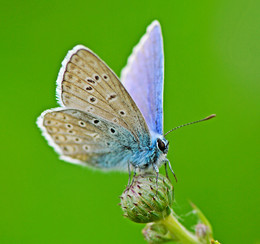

{"left": 39, "top": 108, "right": 138, "bottom": 170}
{"left": 121, "top": 20, "right": 164, "bottom": 135}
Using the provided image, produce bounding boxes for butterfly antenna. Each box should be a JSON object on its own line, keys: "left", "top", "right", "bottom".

{"left": 164, "top": 114, "right": 216, "bottom": 137}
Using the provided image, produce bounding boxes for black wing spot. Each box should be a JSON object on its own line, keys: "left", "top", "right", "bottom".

{"left": 123, "top": 146, "right": 132, "bottom": 150}
{"left": 83, "top": 145, "right": 89, "bottom": 151}
{"left": 90, "top": 97, "right": 96, "bottom": 103}
{"left": 93, "top": 119, "right": 99, "bottom": 124}
{"left": 87, "top": 78, "right": 95, "bottom": 84}
{"left": 79, "top": 121, "right": 85, "bottom": 126}
{"left": 108, "top": 94, "right": 117, "bottom": 101}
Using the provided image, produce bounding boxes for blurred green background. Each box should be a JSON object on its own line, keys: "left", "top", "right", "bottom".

{"left": 1, "top": 0, "right": 259, "bottom": 243}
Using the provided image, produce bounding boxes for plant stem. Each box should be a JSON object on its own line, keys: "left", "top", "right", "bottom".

{"left": 160, "top": 210, "right": 201, "bottom": 244}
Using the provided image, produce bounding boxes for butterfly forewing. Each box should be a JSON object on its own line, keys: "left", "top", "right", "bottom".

{"left": 121, "top": 21, "right": 164, "bottom": 135}
{"left": 38, "top": 108, "right": 137, "bottom": 170}
{"left": 57, "top": 46, "right": 151, "bottom": 147}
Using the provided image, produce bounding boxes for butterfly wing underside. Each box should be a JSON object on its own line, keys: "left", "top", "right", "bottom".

{"left": 37, "top": 108, "right": 137, "bottom": 170}
{"left": 57, "top": 45, "right": 151, "bottom": 146}
{"left": 37, "top": 44, "right": 152, "bottom": 169}
{"left": 121, "top": 20, "right": 164, "bottom": 135}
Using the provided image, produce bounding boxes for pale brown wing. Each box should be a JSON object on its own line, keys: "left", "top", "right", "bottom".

{"left": 56, "top": 45, "right": 151, "bottom": 147}
{"left": 37, "top": 108, "right": 138, "bottom": 170}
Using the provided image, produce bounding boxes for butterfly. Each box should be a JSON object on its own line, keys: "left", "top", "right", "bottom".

{"left": 37, "top": 20, "right": 214, "bottom": 181}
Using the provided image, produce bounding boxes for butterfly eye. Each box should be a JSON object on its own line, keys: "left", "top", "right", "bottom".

{"left": 157, "top": 139, "right": 166, "bottom": 152}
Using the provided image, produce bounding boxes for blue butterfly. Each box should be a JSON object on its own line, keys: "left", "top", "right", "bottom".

{"left": 37, "top": 20, "right": 214, "bottom": 181}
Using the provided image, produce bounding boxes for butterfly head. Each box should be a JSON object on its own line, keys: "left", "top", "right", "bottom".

{"left": 156, "top": 137, "right": 169, "bottom": 155}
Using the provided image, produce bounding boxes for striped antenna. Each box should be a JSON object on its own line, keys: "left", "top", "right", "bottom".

{"left": 164, "top": 114, "right": 216, "bottom": 137}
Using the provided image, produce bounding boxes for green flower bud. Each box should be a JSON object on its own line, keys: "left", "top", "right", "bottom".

{"left": 142, "top": 222, "right": 176, "bottom": 243}
{"left": 120, "top": 173, "right": 174, "bottom": 223}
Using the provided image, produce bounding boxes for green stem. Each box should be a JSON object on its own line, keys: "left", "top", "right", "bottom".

{"left": 160, "top": 210, "right": 201, "bottom": 244}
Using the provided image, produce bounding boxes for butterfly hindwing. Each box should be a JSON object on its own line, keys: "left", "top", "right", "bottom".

{"left": 37, "top": 108, "right": 137, "bottom": 170}
{"left": 121, "top": 20, "right": 164, "bottom": 135}
{"left": 56, "top": 45, "right": 151, "bottom": 147}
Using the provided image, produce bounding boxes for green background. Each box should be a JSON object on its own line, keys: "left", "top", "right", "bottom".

{"left": 1, "top": 0, "right": 259, "bottom": 243}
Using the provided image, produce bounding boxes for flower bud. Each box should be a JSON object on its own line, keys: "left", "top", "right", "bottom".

{"left": 190, "top": 202, "right": 213, "bottom": 239}
{"left": 142, "top": 222, "right": 175, "bottom": 243}
{"left": 195, "top": 223, "right": 209, "bottom": 240}
{"left": 120, "top": 173, "right": 174, "bottom": 223}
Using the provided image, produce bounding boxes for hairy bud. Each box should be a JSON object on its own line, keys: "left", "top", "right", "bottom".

{"left": 120, "top": 173, "right": 174, "bottom": 223}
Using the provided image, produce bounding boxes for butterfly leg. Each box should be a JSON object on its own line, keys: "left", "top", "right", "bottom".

{"left": 164, "top": 162, "right": 169, "bottom": 180}
{"left": 127, "top": 162, "right": 132, "bottom": 187}
{"left": 129, "top": 166, "right": 138, "bottom": 188}
{"left": 153, "top": 164, "right": 159, "bottom": 195}
{"left": 166, "top": 159, "right": 177, "bottom": 182}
